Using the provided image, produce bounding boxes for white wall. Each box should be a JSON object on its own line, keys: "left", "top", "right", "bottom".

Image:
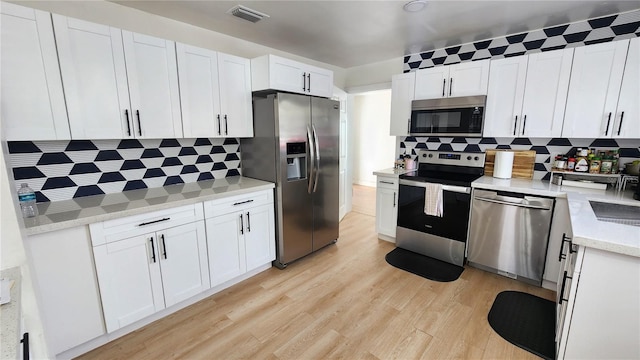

{"left": 352, "top": 90, "right": 395, "bottom": 187}
{"left": 344, "top": 57, "right": 403, "bottom": 92}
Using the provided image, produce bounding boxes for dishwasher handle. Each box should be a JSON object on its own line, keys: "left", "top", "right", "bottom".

{"left": 474, "top": 196, "right": 553, "bottom": 210}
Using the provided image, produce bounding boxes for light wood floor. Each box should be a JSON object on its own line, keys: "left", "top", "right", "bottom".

{"left": 78, "top": 185, "right": 554, "bottom": 360}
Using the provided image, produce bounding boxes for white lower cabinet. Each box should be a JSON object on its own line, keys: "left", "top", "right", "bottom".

{"left": 557, "top": 245, "right": 640, "bottom": 359}
{"left": 25, "top": 226, "right": 105, "bottom": 356}
{"left": 90, "top": 205, "right": 209, "bottom": 333}
{"left": 375, "top": 175, "right": 399, "bottom": 241}
{"left": 204, "top": 190, "right": 276, "bottom": 287}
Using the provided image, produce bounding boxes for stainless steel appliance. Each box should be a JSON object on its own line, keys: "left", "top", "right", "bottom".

{"left": 467, "top": 189, "right": 555, "bottom": 285}
{"left": 241, "top": 92, "right": 339, "bottom": 268}
{"left": 397, "top": 150, "right": 485, "bottom": 266}
{"left": 409, "top": 95, "right": 486, "bottom": 137}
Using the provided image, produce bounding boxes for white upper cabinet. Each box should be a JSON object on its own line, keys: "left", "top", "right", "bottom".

{"left": 53, "top": 15, "right": 182, "bottom": 140}
{"left": 389, "top": 72, "right": 415, "bottom": 136}
{"left": 177, "top": 44, "right": 252, "bottom": 138}
{"left": 414, "top": 59, "right": 490, "bottom": 100}
{"left": 1, "top": 3, "right": 69, "bottom": 141}
{"left": 251, "top": 54, "right": 334, "bottom": 98}
{"left": 614, "top": 37, "right": 639, "bottom": 138}
{"left": 122, "top": 31, "right": 182, "bottom": 139}
{"left": 484, "top": 49, "right": 573, "bottom": 138}
{"left": 562, "top": 40, "right": 629, "bottom": 138}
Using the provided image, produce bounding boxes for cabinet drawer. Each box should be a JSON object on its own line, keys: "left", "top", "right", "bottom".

{"left": 377, "top": 177, "right": 399, "bottom": 189}
{"left": 90, "top": 204, "right": 204, "bottom": 246}
{"left": 204, "top": 189, "right": 274, "bottom": 218}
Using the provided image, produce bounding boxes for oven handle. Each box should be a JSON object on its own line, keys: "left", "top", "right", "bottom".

{"left": 399, "top": 179, "right": 470, "bottom": 194}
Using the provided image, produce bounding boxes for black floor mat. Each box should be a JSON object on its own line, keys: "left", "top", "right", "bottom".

{"left": 488, "top": 291, "right": 556, "bottom": 360}
{"left": 385, "top": 247, "right": 464, "bottom": 282}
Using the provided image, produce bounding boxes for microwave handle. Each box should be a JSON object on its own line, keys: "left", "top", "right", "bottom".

{"left": 407, "top": 118, "right": 411, "bottom": 134}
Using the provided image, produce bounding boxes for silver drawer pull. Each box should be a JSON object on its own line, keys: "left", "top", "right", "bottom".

{"left": 233, "top": 199, "right": 254, "bottom": 206}
{"left": 138, "top": 217, "right": 170, "bottom": 227}
{"left": 379, "top": 181, "right": 394, "bottom": 185}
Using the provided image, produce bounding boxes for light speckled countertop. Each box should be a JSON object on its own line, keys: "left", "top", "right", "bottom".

{"left": 472, "top": 176, "right": 639, "bottom": 257}
{"left": 373, "top": 168, "right": 412, "bottom": 178}
{"left": 25, "top": 176, "right": 275, "bottom": 236}
{"left": 1, "top": 267, "right": 21, "bottom": 360}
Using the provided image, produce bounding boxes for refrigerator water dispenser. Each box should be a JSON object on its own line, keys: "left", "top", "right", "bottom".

{"left": 286, "top": 142, "right": 306, "bottom": 181}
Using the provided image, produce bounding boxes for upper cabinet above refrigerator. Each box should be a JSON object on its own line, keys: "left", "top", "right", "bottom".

{"left": 251, "top": 54, "right": 334, "bottom": 98}
{"left": 53, "top": 15, "right": 182, "bottom": 140}
{"left": 1, "top": 3, "right": 70, "bottom": 141}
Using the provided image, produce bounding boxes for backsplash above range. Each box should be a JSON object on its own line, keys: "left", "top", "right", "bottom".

{"left": 7, "top": 138, "right": 241, "bottom": 202}
{"left": 404, "top": 9, "right": 640, "bottom": 71}
{"left": 398, "top": 137, "right": 640, "bottom": 180}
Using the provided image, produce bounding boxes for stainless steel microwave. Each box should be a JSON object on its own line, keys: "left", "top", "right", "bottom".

{"left": 409, "top": 95, "right": 486, "bottom": 137}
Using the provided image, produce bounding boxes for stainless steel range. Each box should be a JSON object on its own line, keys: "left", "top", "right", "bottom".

{"left": 397, "top": 150, "right": 485, "bottom": 266}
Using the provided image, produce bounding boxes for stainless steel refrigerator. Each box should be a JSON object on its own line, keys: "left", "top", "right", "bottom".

{"left": 241, "top": 92, "right": 340, "bottom": 268}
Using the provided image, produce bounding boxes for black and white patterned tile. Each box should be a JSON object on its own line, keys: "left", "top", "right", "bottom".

{"left": 404, "top": 9, "right": 640, "bottom": 71}
{"left": 398, "top": 137, "right": 640, "bottom": 180}
{"left": 8, "top": 138, "right": 242, "bottom": 202}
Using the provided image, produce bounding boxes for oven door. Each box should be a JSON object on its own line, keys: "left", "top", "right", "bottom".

{"left": 397, "top": 179, "right": 471, "bottom": 243}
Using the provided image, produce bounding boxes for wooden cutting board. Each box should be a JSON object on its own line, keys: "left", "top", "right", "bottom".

{"left": 484, "top": 149, "right": 536, "bottom": 179}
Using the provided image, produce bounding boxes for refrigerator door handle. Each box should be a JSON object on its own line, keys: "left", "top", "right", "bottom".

{"left": 307, "top": 125, "right": 315, "bottom": 194}
{"left": 312, "top": 124, "right": 320, "bottom": 192}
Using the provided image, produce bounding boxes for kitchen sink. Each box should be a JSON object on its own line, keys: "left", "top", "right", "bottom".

{"left": 589, "top": 201, "right": 640, "bottom": 227}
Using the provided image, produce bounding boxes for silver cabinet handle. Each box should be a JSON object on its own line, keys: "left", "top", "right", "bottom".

{"left": 302, "top": 72, "right": 306, "bottom": 92}
{"left": 246, "top": 211, "right": 251, "bottom": 232}
{"left": 380, "top": 180, "right": 394, "bottom": 185}
{"left": 233, "top": 199, "right": 254, "bottom": 206}
{"left": 139, "top": 217, "right": 170, "bottom": 227}
{"left": 307, "top": 73, "right": 311, "bottom": 92}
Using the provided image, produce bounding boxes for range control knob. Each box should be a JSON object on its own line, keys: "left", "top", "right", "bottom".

{"left": 474, "top": 156, "right": 480, "bottom": 161}
{"left": 467, "top": 156, "right": 472, "bottom": 160}
{"left": 428, "top": 153, "right": 433, "bottom": 158}
{"left": 422, "top": 153, "right": 427, "bottom": 158}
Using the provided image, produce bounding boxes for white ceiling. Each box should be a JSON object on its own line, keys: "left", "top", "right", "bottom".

{"left": 113, "top": 1, "right": 640, "bottom": 68}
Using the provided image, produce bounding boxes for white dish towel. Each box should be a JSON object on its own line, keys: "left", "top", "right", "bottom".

{"left": 424, "top": 183, "right": 444, "bottom": 217}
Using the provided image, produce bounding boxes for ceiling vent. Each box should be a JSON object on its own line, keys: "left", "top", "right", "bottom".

{"left": 227, "top": 5, "right": 270, "bottom": 23}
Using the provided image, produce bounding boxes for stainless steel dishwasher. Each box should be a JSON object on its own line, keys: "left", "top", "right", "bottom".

{"left": 467, "top": 189, "right": 555, "bottom": 285}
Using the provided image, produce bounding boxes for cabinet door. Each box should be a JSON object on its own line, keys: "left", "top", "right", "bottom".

{"left": 206, "top": 212, "right": 246, "bottom": 287}
{"left": 1, "top": 3, "right": 69, "bottom": 141}
{"left": 562, "top": 40, "right": 629, "bottom": 138}
{"left": 390, "top": 72, "right": 415, "bottom": 136}
{"left": 158, "top": 222, "right": 210, "bottom": 307}
{"left": 484, "top": 56, "right": 528, "bottom": 137}
{"left": 414, "top": 66, "right": 449, "bottom": 100}
{"left": 93, "top": 233, "right": 164, "bottom": 333}
{"left": 306, "top": 66, "right": 334, "bottom": 98}
{"left": 218, "top": 53, "right": 253, "bottom": 137}
{"left": 269, "top": 56, "right": 306, "bottom": 94}
{"left": 52, "top": 15, "right": 130, "bottom": 140}
{"left": 449, "top": 59, "right": 490, "bottom": 97}
{"left": 520, "top": 49, "right": 573, "bottom": 138}
{"left": 376, "top": 186, "right": 398, "bottom": 238}
{"left": 122, "top": 31, "right": 182, "bottom": 139}
{"left": 614, "top": 37, "right": 640, "bottom": 138}
{"left": 176, "top": 43, "right": 222, "bottom": 138}
{"left": 244, "top": 204, "right": 276, "bottom": 271}
{"left": 26, "top": 226, "right": 104, "bottom": 354}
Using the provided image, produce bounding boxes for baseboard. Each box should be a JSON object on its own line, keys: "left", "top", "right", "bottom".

{"left": 541, "top": 279, "right": 557, "bottom": 292}
{"left": 378, "top": 234, "right": 396, "bottom": 243}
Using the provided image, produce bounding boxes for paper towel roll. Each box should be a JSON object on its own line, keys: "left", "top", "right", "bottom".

{"left": 494, "top": 151, "right": 515, "bottom": 179}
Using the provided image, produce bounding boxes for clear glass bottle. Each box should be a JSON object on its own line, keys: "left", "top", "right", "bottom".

{"left": 17, "top": 183, "right": 38, "bottom": 218}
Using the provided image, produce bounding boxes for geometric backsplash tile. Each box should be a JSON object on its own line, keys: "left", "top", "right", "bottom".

{"left": 399, "top": 136, "right": 640, "bottom": 180}
{"left": 8, "top": 138, "right": 241, "bottom": 202}
{"left": 404, "top": 9, "right": 640, "bottom": 71}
